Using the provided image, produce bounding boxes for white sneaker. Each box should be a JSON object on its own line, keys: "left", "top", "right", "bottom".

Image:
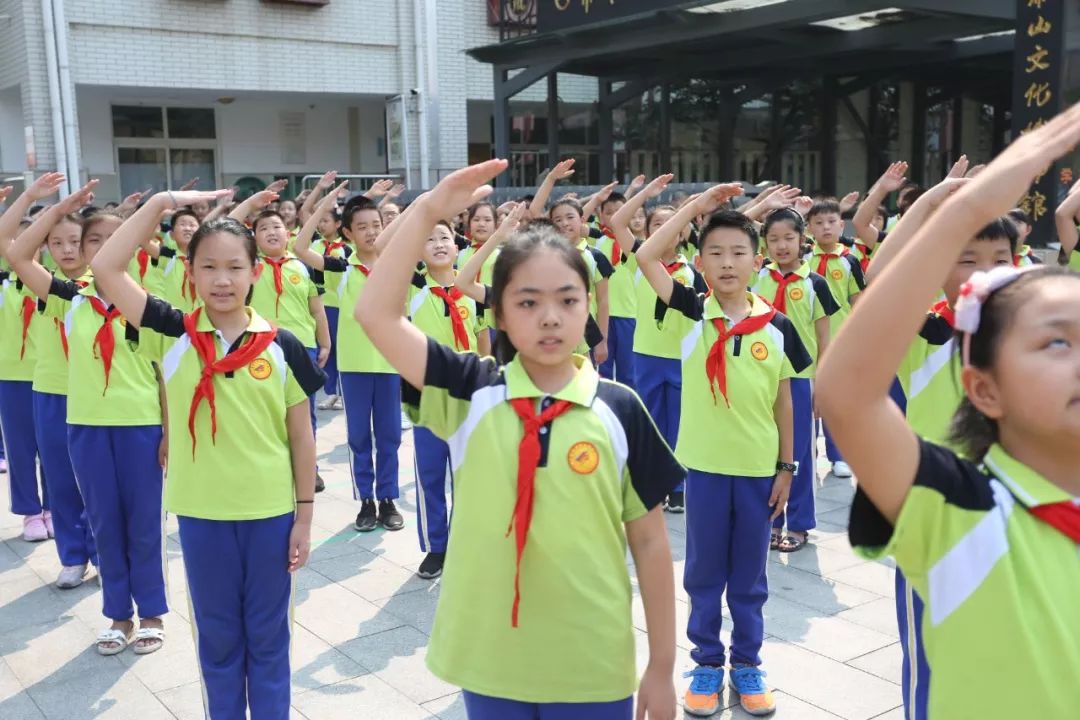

{"left": 56, "top": 564, "right": 88, "bottom": 589}
{"left": 832, "top": 461, "right": 853, "bottom": 479}
{"left": 318, "top": 394, "right": 339, "bottom": 411}
{"left": 332, "top": 396, "right": 344, "bottom": 411}
{"left": 401, "top": 410, "right": 413, "bottom": 430}
{"left": 22, "top": 514, "right": 49, "bottom": 542}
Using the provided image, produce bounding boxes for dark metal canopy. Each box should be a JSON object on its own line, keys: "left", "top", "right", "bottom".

{"left": 469, "top": 0, "right": 1016, "bottom": 85}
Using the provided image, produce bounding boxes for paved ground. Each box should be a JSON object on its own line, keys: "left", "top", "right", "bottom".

{"left": 0, "top": 404, "right": 904, "bottom": 719}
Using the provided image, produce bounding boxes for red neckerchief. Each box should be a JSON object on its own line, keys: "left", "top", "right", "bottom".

{"left": 429, "top": 286, "right": 470, "bottom": 351}
{"left": 506, "top": 397, "right": 575, "bottom": 627}
{"left": 58, "top": 280, "right": 88, "bottom": 360}
{"left": 1028, "top": 501, "right": 1080, "bottom": 544}
{"left": 767, "top": 269, "right": 801, "bottom": 315}
{"left": 323, "top": 240, "right": 347, "bottom": 255}
{"left": 854, "top": 242, "right": 872, "bottom": 273}
{"left": 665, "top": 260, "right": 684, "bottom": 275}
{"left": 930, "top": 300, "right": 955, "bottom": 328}
{"left": 19, "top": 296, "right": 35, "bottom": 360}
{"left": 815, "top": 246, "right": 849, "bottom": 277}
{"left": 259, "top": 257, "right": 292, "bottom": 313}
{"left": 87, "top": 297, "right": 122, "bottom": 392}
{"left": 601, "top": 226, "right": 622, "bottom": 267}
{"left": 183, "top": 307, "right": 278, "bottom": 458}
{"left": 705, "top": 294, "right": 777, "bottom": 406}
{"left": 137, "top": 249, "right": 150, "bottom": 283}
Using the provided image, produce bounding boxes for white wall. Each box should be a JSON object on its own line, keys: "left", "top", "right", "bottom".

{"left": 0, "top": 87, "right": 27, "bottom": 173}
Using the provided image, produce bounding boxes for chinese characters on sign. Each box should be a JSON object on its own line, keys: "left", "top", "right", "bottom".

{"left": 1012, "top": 0, "right": 1064, "bottom": 243}
{"left": 537, "top": 0, "right": 682, "bottom": 33}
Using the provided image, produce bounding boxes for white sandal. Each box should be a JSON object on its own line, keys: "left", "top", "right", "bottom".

{"left": 132, "top": 626, "right": 165, "bottom": 655}
{"left": 96, "top": 627, "right": 135, "bottom": 656}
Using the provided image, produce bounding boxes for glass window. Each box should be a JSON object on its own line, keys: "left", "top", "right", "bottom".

{"left": 167, "top": 108, "right": 216, "bottom": 139}
{"left": 112, "top": 106, "right": 164, "bottom": 138}
{"left": 170, "top": 149, "right": 216, "bottom": 189}
{"left": 118, "top": 148, "right": 166, "bottom": 196}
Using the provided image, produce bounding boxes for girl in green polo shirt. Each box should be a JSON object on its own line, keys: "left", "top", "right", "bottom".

{"left": 818, "top": 102, "right": 1080, "bottom": 720}
{"left": 91, "top": 188, "right": 324, "bottom": 720}
{"left": 356, "top": 160, "right": 683, "bottom": 720}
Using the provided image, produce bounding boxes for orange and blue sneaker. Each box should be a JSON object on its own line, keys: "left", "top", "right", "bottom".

{"left": 683, "top": 665, "right": 723, "bottom": 716}
{"left": 729, "top": 665, "right": 776, "bottom": 716}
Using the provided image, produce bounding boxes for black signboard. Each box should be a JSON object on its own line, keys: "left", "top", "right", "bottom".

{"left": 536, "top": 0, "right": 688, "bottom": 33}
{"left": 1011, "top": 0, "right": 1066, "bottom": 245}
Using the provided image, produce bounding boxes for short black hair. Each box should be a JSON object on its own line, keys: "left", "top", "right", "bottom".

{"left": 806, "top": 200, "right": 841, "bottom": 221}
{"left": 600, "top": 192, "right": 627, "bottom": 213}
{"left": 976, "top": 216, "right": 1019, "bottom": 253}
{"left": 699, "top": 210, "right": 759, "bottom": 252}
{"left": 1007, "top": 208, "right": 1032, "bottom": 227}
{"left": 341, "top": 195, "right": 381, "bottom": 231}
{"left": 171, "top": 208, "right": 199, "bottom": 229}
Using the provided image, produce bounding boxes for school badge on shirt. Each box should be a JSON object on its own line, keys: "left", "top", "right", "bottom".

{"left": 831, "top": 269, "right": 843, "bottom": 281}
{"left": 789, "top": 287, "right": 804, "bottom": 302}
{"left": 567, "top": 441, "right": 600, "bottom": 475}
{"left": 750, "top": 341, "right": 769, "bottom": 361}
{"left": 456, "top": 305, "right": 470, "bottom": 320}
{"left": 248, "top": 357, "right": 272, "bottom": 380}
{"left": 289, "top": 274, "right": 302, "bottom": 285}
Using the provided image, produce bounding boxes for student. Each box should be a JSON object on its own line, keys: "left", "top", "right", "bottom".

{"left": 638, "top": 188, "right": 811, "bottom": 718}
{"left": 1054, "top": 180, "right": 1080, "bottom": 270}
{"left": 807, "top": 199, "right": 865, "bottom": 479}
{"left": 91, "top": 189, "right": 323, "bottom": 720}
{"left": 2, "top": 197, "right": 107, "bottom": 586}
{"left": 1003, "top": 208, "right": 1040, "bottom": 267}
{"left": 230, "top": 202, "right": 331, "bottom": 489}
{"left": 278, "top": 197, "right": 300, "bottom": 247}
{"left": 7, "top": 179, "right": 167, "bottom": 655}
{"left": 752, "top": 208, "right": 839, "bottom": 553}
{"left": 156, "top": 209, "right": 202, "bottom": 313}
{"left": 852, "top": 161, "right": 909, "bottom": 269}
{"left": 356, "top": 159, "right": 681, "bottom": 720}
{"left": 608, "top": 176, "right": 703, "bottom": 514}
{"left": 594, "top": 191, "right": 639, "bottom": 387}
{"left": 549, "top": 198, "right": 614, "bottom": 365}
{"left": 293, "top": 192, "right": 405, "bottom": 533}
{"left": 313, "top": 206, "right": 347, "bottom": 410}
{"left": 455, "top": 202, "right": 498, "bottom": 273}
{"left": 817, "top": 103, "right": 1080, "bottom": 719}
{"left": 860, "top": 162, "right": 1015, "bottom": 720}
{"left": 0, "top": 175, "right": 58, "bottom": 544}
{"left": 405, "top": 220, "right": 489, "bottom": 580}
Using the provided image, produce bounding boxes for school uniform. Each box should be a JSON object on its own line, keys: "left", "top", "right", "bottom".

{"left": 662, "top": 285, "right": 811, "bottom": 668}
{"left": 753, "top": 262, "right": 840, "bottom": 533}
{"left": 322, "top": 254, "right": 402, "bottom": 501}
{"left": 403, "top": 338, "right": 683, "bottom": 715}
{"left": 157, "top": 246, "right": 199, "bottom": 314}
{"left": 0, "top": 271, "right": 48, "bottom": 517}
{"left": 138, "top": 298, "right": 324, "bottom": 720}
{"left": 53, "top": 277, "right": 165, "bottom": 622}
{"left": 808, "top": 243, "right": 865, "bottom": 464}
{"left": 850, "top": 441, "right": 1080, "bottom": 718}
{"left": 631, "top": 256, "right": 707, "bottom": 495}
{"left": 249, "top": 254, "right": 322, "bottom": 455}
{"left": 310, "top": 237, "right": 350, "bottom": 396}
{"left": 889, "top": 305, "right": 962, "bottom": 720}
{"left": 594, "top": 230, "right": 637, "bottom": 387}
{"left": 575, "top": 239, "right": 615, "bottom": 357}
{"left": 32, "top": 278, "right": 97, "bottom": 567}
{"left": 457, "top": 243, "right": 500, "bottom": 340}
{"left": 1013, "top": 245, "right": 1042, "bottom": 268}
{"left": 407, "top": 271, "right": 484, "bottom": 554}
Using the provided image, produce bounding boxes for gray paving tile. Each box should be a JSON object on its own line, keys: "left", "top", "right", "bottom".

{"left": 421, "top": 692, "right": 467, "bottom": 720}
{"left": 0, "top": 659, "right": 46, "bottom": 719}
{"left": 309, "top": 550, "right": 431, "bottom": 602}
{"left": 835, "top": 596, "right": 902, "bottom": 639}
{"left": 337, "top": 625, "right": 457, "bottom": 704}
{"left": 762, "top": 595, "right": 897, "bottom": 663}
{"left": 371, "top": 584, "right": 441, "bottom": 635}
{"left": 290, "top": 623, "right": 370, "bottom": 693}
{"left": 711, "top": 691, "right": 844, "bottom": 719}
{"left": 290, "top": 674, "right": 432, "bottom": 720}
{"left": 847, "top": 642, "right": 903, "bottom": 685}
{"left": 768, "top": 563, "right": 883, "bottom": 616}
{"left": 824, "top": 561, "right": 897, "bottom": 598}
{"left": 115, "top": 615, "right": 201, "bottom": 693}
{"left": 294, "top": 576, "right": 407, "bottom": 645}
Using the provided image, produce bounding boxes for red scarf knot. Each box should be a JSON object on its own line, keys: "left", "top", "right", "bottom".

{"left": 815, "top": 247, "right": 849, "bottom": 278}
{"left": 930, "top": 300, "right": 955, "bottom": 328}
{"left": 601, "top": 226, "right": 622, "bottom": 267}
{"left": 261, "top": 257, "right": 292, "bottom": 313}
{"left": 854, "top": 242, "right": 872, "bottom": 273}
{"left": 137, "top": 249, "right": 150, "bottom": 283}
{"left": 19, "top": 296, "right": 35, "bottom": 360}
{"left": 183, "top": 308, "right": 278, "bottom": 459}
{"left": 767, "top": 269, "right": 801, "bottom": 315}
{"left": 705, "top": 303, "right": 777, "bottom": 407}
{"left": 87, "top": 297, "right": 122, "bottom": 392}
{"left": 505, "top": 397, "right": 575, "bottom": 628}
{"left": 430, "top": 286, "right": 470, "bottom": 351}
{"left": 1028, "top": 501, "right": 1080, "bottom": 544}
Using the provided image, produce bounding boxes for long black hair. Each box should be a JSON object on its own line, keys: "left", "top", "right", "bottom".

{"left": 490, "top": 220, "right": 590, "bottom": 363}
{"left": 188, "top": 218, "right": 259, "bottom": 304}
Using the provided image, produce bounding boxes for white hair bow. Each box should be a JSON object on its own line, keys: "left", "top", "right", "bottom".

{"left": 953, "top": 265, "right": 1037, "bottom": 366}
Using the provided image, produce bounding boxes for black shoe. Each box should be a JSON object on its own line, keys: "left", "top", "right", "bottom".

{"left": 665, "top": 491, "right": 685, "bottom": 514}
{"left": 314, "top": 474, "right": 325, "bottom": 493}
{"left": 378, "top": 499, "right": 404, "bottom": 531}
{"left": 417, "top": 551, "right": 446, "bottom": 579}
{"left": 354, "top": 499, "right": 377, "bottom": 532}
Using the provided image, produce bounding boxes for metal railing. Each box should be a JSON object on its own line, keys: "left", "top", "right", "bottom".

{"left": 299, "top": 174, "right": 402, "bottom": 193}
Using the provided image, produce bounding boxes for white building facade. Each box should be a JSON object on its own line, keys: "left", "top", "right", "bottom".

{"left": 0, "top": 0, "right": 598, "bottom": 200}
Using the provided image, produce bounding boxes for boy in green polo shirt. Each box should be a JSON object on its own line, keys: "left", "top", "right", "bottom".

{"left": 638, "top": 189, "right": 812, "bottom": 718}
{"left": 752, "top": 208, "right": 839, "bottom": 552}
{"left": 595, "top": 192, "right": 638, "bottom": 387}
{"left": 807, "top": 199, "right": 865, "bottom": 480}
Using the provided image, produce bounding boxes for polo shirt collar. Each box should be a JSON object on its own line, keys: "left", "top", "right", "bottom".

{"left": 504, "top": 354, "right": 598, "bottom": 407}
{"left": 983, "top": 444, "right": 1076, "bottom": 508}
{"left": 811, "top": 242, "right": 847, "bottom": 257}
{"left": 767, "top": 261, "right": 809, "bottom": 279}
{"left": 576, "top": 238, "right": 590, "bottom": 251}
{"left": 194, "top": 307, "right": 274, "bottom": 334}
{"left": 703, "top": 291, "right": 772, "bottom": 322}
{"left": 348, "top": 252, "right": 374, "bottom": 270}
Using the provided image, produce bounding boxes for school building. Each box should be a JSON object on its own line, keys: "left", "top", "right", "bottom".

{"left": 2, "top": 0, "right": 1079, "bottom": 221}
